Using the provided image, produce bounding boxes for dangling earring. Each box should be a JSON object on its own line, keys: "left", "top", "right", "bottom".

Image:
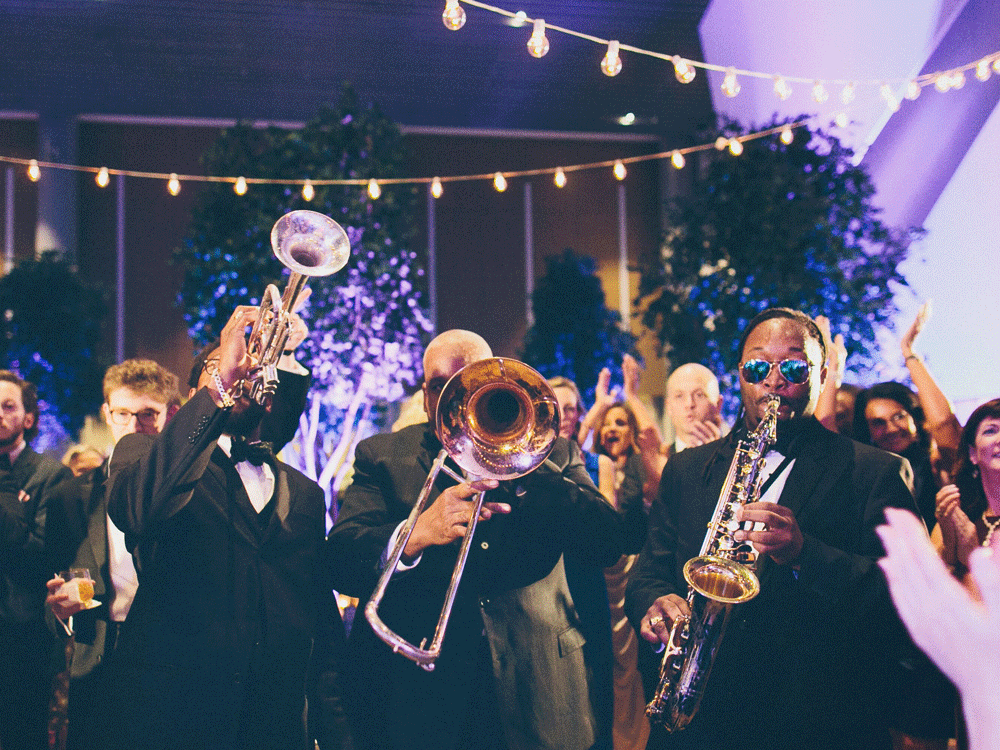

{"left": 972, "top": 465, "right": 980, "bottom": 479}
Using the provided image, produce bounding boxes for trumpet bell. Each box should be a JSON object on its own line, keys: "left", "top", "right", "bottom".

{"left": 270, "top": 209, "right": 351, "bottom": 278}
{"left": 437, "top": 358, "right": 559, "bottom": 481}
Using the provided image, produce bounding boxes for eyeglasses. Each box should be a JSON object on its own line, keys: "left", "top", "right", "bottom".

{"left": 108, "top": 408, "right": 162, "bottom": 426}
{"left": 740, "top": 359, "right": 812, "bottom": 385}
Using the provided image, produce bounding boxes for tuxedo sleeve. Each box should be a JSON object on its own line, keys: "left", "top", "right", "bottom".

{"left": 327, "top": 434, "right": 407, "bottom": 598}
{"left": 625, "top": 454, "right": 687, "bottom": 629}
{"left": 107, "top": 387, "right": 230, "bottom": 548}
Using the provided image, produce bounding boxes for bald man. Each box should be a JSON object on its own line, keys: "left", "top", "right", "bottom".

{"left": 665, "top": 363, "right": 724, "bottom": 456}
{"left": 329, "top": 329, "right": 626, "bottom": 750}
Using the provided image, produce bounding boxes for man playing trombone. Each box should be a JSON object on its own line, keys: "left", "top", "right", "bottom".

{"left": 329, "top": 329, "right": 626, "bottom": 750}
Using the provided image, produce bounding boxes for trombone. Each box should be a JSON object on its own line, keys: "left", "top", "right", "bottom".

{"left": 364, "top": 357, "right": 560, "bottom": 670}
{"left": 244, "top": 210, "right": 351, "bottom": 404}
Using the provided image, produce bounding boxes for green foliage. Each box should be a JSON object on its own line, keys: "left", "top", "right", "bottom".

{"left": 639, "top": 118, "right": 921, "bottom": 410}
{"left": 521, "top": 249, "right": 637, "bottom": 403}
{"left": 0, "top": 252, "right": 107, "bottom": 446}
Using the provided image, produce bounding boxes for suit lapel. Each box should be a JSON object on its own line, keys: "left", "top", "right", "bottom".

{"left": 263, "top": 465, "right": 291, "bottom": 544}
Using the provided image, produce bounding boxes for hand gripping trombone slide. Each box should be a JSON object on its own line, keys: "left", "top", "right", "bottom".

{"left": 646, "top": 393, "right": 781, "bottom": 731}
{"left": 364, "top": 358, "right": 560, "bottom": 671}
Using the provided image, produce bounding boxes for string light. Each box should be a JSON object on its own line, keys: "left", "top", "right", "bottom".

{"left": 493, "top": 172, "right": 507, "bottom": 192}
{"left": 950, "top": 70, "right": 966, "bottom": 89}
{"left": 904, "top": 80, "right": 921, "bottom": 100}
{"left": 727, "top": 138, "right": 743, "bottom": 156}
{"left": 0, "top": 122, "right": 809, "bottom": 200}
{"left": 976, "top": 59, "right": 992, "bottom": 82}
{"left": 234, "top": 176, "right": 248, "bottom": 195}
{"left": 779, "top": 126, "right": 794, "bottom": 145}
{"left": 553, "top": 167, "right": 566, "bottom": 188}
{"left": 511, "top": 10, "right": 527, "bottom": 26}
{"left": 934, "top": 74, "right": 951, "bottom": 92}
{"left": 880, "top": 83, "right": 900, "bottom": 112}
{"left": 811, "top": 80, "right": 828, "bottom": 103}
{"left": 367, "top": 178, "right": 381, "bottom": 200}
{"left": 672, "top": 56, "right": 695, "bottom": 84}
{"left": 714, "top": 136, "right": 728, "bottom": 151}
{"left": 527, "top": 18, "right": 549, "bottom": 58}
{"left": 442, "top": 0, "right": 466, "bottom": 31}
{"left": 834, "top": 112, "right": 849, "bottom": 128}
{"left": 994, "top": 58, "right": 1000, "bottom": 74}
{"left": 773, "top": 75, "right": 792, "bottom": 101}
{"left": 601, "top": 40, "right": 622, "bottom": 77}
{"left": 721, "top": 67, "right": 740, "bottom": 98}
{"left": 95, "top": 167, "right": 110, "bottom": 188}
{"left": 841, "top": 82, "right": 856, "bottom": 105}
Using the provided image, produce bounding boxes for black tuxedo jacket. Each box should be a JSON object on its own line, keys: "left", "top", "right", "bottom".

{"left": 626, "top": 418, "right": 919, "bottom": 750}
{"left": 106, "top": 388, "right": 340, "bottom": 750}
{"left": 329, "top": 423, "right": 626, "bottom": 750}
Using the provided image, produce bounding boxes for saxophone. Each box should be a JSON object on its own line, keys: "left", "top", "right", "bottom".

{"left": 645, "top": 393, "right": 781, "bottom": 731}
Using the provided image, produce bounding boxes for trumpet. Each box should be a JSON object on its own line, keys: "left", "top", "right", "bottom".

{"left": 364, "top": 357, "right": 559, "bottom": 670}
{"left": 244, "top": 210, "right": 351, "bottom": 404}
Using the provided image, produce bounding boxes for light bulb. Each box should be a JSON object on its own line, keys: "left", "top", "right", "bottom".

{"left": 493, "top": 172, "right": 507, "bottom": 192}
{"left": 904, "top": 80, "right": 921, "bottom": 100}
{"left": 714, "top": 136, "right": 728, "bottom": 151}
{"left": 834, "top": 111, "right": 849, "bottom": 128}
{"left": 840, "top": 82, "right": 856, "bottom": 105}
{"left": 976, "top": 59, "right": 992, "bottom": 82}
{"left": 527, "top": 19, "right": 548, "bottom": 58}
{"left": 601, "top": 41, "right": 622, "bottom": 77}
{"left": 811, "top": 81, "right": 828, "bottom": 103}
{"left": 721, "top": 68, "right": 740, "bottom": 98}
{"left": 234, "top": 176, "right": 248, "bottom": 195}
{"left": 442, "top": 0, "right": 466, "bottom": 31}
{"left": 773, "top": 75, "right": 792, "bottom": 101}
{"left": 27, "top": 160, "right": 40, "bottom": 182}
{"left": 367, "top": 179, "right": 381, "bottom": 200}
{"left": 779, "top": 126, "right": 794, "bottom": 145}
{"left": 934, "top": 74, "right": 950, "bottom": 92}
{"left": 670, "top": 150, "right": 685, "bottom": 169}
{"left": 431, "top": 177, "right": 443, "bottom": 199}
{"left": 167, "top": 173, "right": 181, "bottom": 196}
{"left": 950, "top": 70, "right": 966, "bottom": 89}
{"left": 554, "top": 167, "right": 566, "bottom": 188}
{"left": 617, "top": 112, "right": 636, "bottom": 126}
{"left": 880, "top": 83, "right": 900, "bottom": 112}
{"left": 302, "top": 181, "right": 315, "bottom": 201}
{"left": 727, "top": 138, "right": 743, "bottom": 156}
{"left": 672, "top": 56, "right": 695, "bottom": 84}
{"left": 96, "top": 167, "right": 110, "bottom": 188}
{"left": 511, "top": 11, "right": 527, "bottom": 26}
{"left": 993, "top": 58, "right": 1000, "bottom": 74}
{"left": 613, "top": 160, "right": 626, "bottom": 181}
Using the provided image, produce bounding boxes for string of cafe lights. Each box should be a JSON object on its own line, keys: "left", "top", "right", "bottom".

{"left": 0, "top": 121, "right": 806, "bottom": 200}
{"left": 442, "top": 0, "right": 1000, "bottom": 118}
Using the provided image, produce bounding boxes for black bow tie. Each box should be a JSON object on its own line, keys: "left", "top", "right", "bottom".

{"left": 229, "top": 438, "right": 275, "bottom": 467}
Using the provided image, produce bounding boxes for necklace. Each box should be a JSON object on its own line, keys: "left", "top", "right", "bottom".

{"left": 982, "top": 510, "right": 1000, "bottom": 547}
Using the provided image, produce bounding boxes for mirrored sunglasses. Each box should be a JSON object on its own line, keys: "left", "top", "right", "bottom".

{"left": 740, "top": 358, "right": 811, "bottom": 385}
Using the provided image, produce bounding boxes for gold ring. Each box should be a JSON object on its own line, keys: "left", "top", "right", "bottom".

{"left": 649, "top": 616, "right": 664, "bottom": 627}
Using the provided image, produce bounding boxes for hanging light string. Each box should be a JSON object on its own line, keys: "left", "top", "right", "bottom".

{"left": 0, "top": 121, "right": 805, "bottom": 196}
{"left": 453, "top": 0, "right": 1000, "bottom": 96}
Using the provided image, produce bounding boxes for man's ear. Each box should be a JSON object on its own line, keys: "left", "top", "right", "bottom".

{"left": 23, "top": 412, "right": 36, "bottom": 432}
{"left": 101, "top": 402, "right": 112, "bottom": 425}
{"left": 188, "top": 387, "right": 197, "bottom": 400}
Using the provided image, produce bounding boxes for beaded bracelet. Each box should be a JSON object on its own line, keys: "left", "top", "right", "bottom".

{"left": 209, "top": 367, "right": 236, "bottom": 408}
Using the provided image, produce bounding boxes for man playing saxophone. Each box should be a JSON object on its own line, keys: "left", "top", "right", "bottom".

{"left": 626, "top": 308, "right": 923, "bottom": 750}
